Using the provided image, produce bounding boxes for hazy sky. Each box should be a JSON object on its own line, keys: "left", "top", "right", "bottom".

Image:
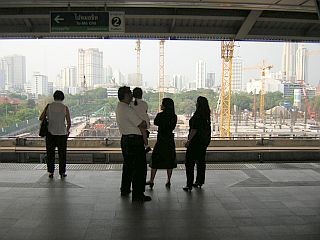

{"left": 0, "top": 39, "right": 320, "bottom": 88}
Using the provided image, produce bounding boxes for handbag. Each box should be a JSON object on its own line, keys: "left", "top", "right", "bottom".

{"left": 39, "top": 104, "right": 49, "bottom": 137}
{"left": 39, "top": 118, "right": 48, "bottom": 137}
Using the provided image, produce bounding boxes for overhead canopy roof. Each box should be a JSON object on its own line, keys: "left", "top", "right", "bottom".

{"left": 0, "top": 0, "right": 320, "bottom": 41}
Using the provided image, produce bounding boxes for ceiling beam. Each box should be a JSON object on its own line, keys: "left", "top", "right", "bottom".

{"left": 236, "top": 10, "right": 262, "bottom": 40}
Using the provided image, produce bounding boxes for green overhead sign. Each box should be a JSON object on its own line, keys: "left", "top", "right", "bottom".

{"left": 50, "top": 11, "right": 125, "bottom": 32}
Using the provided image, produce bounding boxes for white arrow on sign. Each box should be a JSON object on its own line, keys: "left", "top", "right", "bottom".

{"left": 54, "top": 15, "right": 64, "bottom": 24}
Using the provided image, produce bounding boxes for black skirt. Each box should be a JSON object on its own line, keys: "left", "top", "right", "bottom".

{"left": 150, "top": 133, "right": 177, "bottom": 169}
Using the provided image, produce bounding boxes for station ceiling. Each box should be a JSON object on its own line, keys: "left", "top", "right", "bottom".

{"left": 0, "top": 0, "right": 320, "bottom": 42}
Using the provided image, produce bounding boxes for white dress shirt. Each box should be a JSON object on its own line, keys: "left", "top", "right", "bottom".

{"left": 116, "top": 102, "right": 143, "bottom": 135}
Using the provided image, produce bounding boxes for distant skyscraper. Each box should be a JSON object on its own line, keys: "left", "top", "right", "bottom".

{"left": 295, "top": 45, "right": 308, "bottom": 83}
{"left": 113, "top": 70, "right": 126, "bottom": 85}
{"left": 31, "top": 72, "right": 48, "bottom": 98}
{"left": 206, "top": 72, "right": 215, "bottom": 89}
{"left": 232, "top": 57, "right": 243, "bottom": 92}
{"left": 78, "top": 48, "right": 103, "bottom": 89}
{"left": 1, "top": 55, "right": 26, "bottom": 91}
{"left": 128, "top": 73, "right": 142, "bottom": 86}
{"left": 105, "top": 65, "right": 114, "bottom": 86}
{"left": 196, "top": 60, "right": 206, "bottom": 89}
{"left": 60, "top": 66, "right": 77, "bottom": 89}
{"left": 0, "top": 68, "right": 5, "bottom": 90}
{"left": 173, "top": 74, "right": 183, "bottom": 91}
{"left": 282, "top": 42, "right": 298, "bottom": 82}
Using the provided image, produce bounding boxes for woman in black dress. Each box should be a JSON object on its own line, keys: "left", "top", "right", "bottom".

{"left": 146, "top": 98, "right": 177, "bottom": 189}
{"left": 183, "top": 96, "right": 211, "bottom": 191}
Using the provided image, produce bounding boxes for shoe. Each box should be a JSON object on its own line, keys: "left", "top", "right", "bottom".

{"left": 48, "top": 173, "right": 54, "bottom": 179}
{"left": 145, "top": 181, "right": 154, "bottom": 189}
{"left": 60, "top": 173, "right": 67, "bottom": 178}
{"left": 132, "top": 194, "right": 152, "bottom": 202}
{"left": 165, "top": 182, "right": 171, "bottom": 188}
{"left": 183, "top": 186, "right": 192, "bottom": 192}
{"left": 121, "top": 190, "right": 131, "bottom": 197}
{"left": 192, "top": 183, "right": 202, "bottom": 188}
{"left": 145, "top": 146, "right": 152, "bottom": 153}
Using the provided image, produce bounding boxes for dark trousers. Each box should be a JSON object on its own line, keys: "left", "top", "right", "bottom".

{"left": 185, "top": 143, "right": 207, "bottom": 187}
{"left": 46, "top": 133, "right": 68, "bottom": 175}
{"left": 120, "top": 135, "right": 146, "bottom": 197}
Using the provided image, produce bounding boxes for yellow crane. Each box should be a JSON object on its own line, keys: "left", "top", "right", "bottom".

{"left": 159, "top": 40, "right": 165, "bottom": 111}
{"left": 219, "top": 41, "right": 235, "bottom": 138}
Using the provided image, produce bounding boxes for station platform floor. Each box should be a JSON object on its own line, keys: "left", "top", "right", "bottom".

{"left": 0, "top": 162, "right": 320, "bottom": 240}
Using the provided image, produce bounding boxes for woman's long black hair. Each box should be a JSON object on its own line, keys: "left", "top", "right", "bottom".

{"left": 194, "top": 96, "right": 210, "bottom": 122}
{"left": 162, "top": 98, "right": 175, "bottom": 115}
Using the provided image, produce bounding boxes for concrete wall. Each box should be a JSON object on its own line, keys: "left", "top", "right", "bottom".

{"left": 0, "top": 138, "right": 319, "bottom": 163}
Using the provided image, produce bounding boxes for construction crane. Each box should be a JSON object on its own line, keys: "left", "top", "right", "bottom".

{"left": 259, "top": 60, "right": 273, "bottom": 120}
{"left": 135, "top": 39, "right": 141, "bottom": 85}
{"left": 219, "top": 41, "right": 235, "bottom": 138}
{"left": 297, "top": 79, "right": 316, "bottom": 120}
{"left": 159, "top": 40, "right": 165, "bottom": 111}
{"left": 243, "top": 60, "right": 273, "bottom": 120}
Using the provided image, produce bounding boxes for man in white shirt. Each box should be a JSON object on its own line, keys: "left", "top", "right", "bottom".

{"left": 116, "top": 86, "right": 151, "bottom": 202}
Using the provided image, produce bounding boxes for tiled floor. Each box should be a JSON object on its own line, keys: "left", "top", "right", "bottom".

{"left": 0, "top": 163, "right": 319, "bottom": 240}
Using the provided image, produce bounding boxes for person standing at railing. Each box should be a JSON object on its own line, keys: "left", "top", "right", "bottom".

{"left": 39, "top": 90, "right": 71, "bottom": 179}
{"left": 183, "top": 96, "right": 211, "bottom": 191}
{"left": 116, "top": 86, "right": 151, "bottom": 202}
{"left": 146, "top": 98, "right": 177, "bottom": 189}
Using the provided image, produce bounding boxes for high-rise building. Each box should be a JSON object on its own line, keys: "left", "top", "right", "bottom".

{"left": 173, "top": 74, "right": 183, "bottom": 92}
{"left": 295, "top": 45, "right": 308, "bottom": 83}
{"left": 113, "top": 70, "right": 126, "bottom": 86}
{"left": 78, "top": 48, "right": 103, "bottom": 89}
{"left": 31, "top": 72, "right": 48, "bottom": 98}
{"left": 105, "top": 65, "right": 114, "bottom": 86}
{"left": 1, "top": 55, "right": 26, "bottom": 91}
{"left": 0, "top": 69, "right": 5, "bottom": 90}
{"left": 206, "top": 72, "right": 215, "bottom": 89}
{"left": 282, "top": 42, "right": 298, "bottom": 82}
{"left": 128, "top": 73, "right": 142, "bottom": 87}
{"left": 232, "top": 57, "right": 243, "bottom": 92}
{"left": 60, "top": 66, "right": 77, "bottom": 89}
{"left": 196, "top": 60, "right": 206, "bottom": 89}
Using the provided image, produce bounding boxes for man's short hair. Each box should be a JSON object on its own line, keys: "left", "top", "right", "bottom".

{"left": 118, "top": 86, "right": 131, "bottom": 101}
{"left": 53, "top": 90, "right": 65, "bottom": 101}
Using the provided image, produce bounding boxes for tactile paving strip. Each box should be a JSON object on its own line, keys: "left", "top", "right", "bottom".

{"left": 0, "top": 163, "right": 318, "bottom": 171}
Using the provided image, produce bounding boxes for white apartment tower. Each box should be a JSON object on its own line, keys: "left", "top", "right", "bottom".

{"left": 295, "top": 45, "right": 308, "bottom": 83}
{"left": 196, "top": 60, "right": 206, "bottom": 89}
{"left": 78, "top": 48, "right": 103, "bottom": 89}
{"left": 31, "top": 72, "right": 48, "bottom": 97}
{"left": 282, "top": 42, "right": 298, "bottom": 82}
{"left": 2, "top": 55, "right": 26, "bottom": 91}
{"left": 60, "top": 66, "right": 77, "bottom": 89}
{"left": 173, "top": 74, "right": 184, "bottom": 91}
{"left": 232, "top": 57, "right": 243, "bottom": 92}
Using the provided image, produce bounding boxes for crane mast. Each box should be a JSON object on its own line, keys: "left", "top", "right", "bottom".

{"left": 135, "top": 39, "right": 141, "bottom": 85}
{"left": 259, "top": 61, "right": 273, "bottom": 120}
{"left": 159, "top": 40, "right": 165, "bottom": 111}
{"left": 219, "top": 41, "right": 235, "bottom": 138}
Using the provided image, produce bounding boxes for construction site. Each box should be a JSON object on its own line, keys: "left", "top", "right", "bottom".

{"left": 71, "top": 39, "right": 319, "bottom": 140}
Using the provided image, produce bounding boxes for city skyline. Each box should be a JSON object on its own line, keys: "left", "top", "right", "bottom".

{"left": 0, "top": 39, "right": 320, "bottom": 91}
